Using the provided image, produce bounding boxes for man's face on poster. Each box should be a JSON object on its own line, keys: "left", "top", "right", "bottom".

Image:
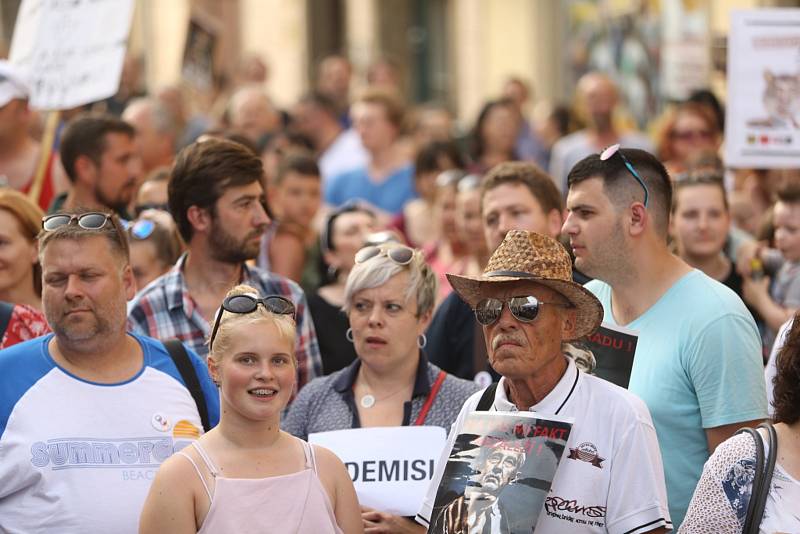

{"left": 479, "top": 447, "right": 525, "bottom": 495}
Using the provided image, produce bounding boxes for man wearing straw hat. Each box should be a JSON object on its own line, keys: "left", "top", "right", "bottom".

{"left": 416, "top": 230, "right": 671, "bottom": 534}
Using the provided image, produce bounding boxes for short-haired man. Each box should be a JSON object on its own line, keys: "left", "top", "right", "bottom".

{"left": 426, "top": 162, "right": 563, "bottom": 381}
{"left": 0, "top": 209, "right": 219, "bottom": 532}
{"left": 549, "top": 73, "right": 653, "bottom": 193}
{"left": 227, "top": 85, "right": 282, "bottom": 147}
{"left": 562, "top": 147, "right": 767, "bottom": 527}
{"left": 323, "top": 87, "right": 416, "bottom": 215}
{"left": 54, "top": 114, "right": 143, "bottom": 217}
{"left": 128, "top": 139, "right": 322, "bottom": 388}
{"left": 122, "top": 97, "right": 178, "bottom": 175}
{"left": 292, "top": 91, "right": 368, "bottom": 182}
{"left": 417, "top": 230, "right": 671, "bottom": 533}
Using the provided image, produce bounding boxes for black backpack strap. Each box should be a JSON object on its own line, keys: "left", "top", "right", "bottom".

{"left": 736, "top": 426, "right": 766, "bottom": 534}
{"left": 476, "top": 383, "right": 498, "bottom": 411}
{"left": 164, "top": 339, "right": 211, "bottom": 433}
{"left": 748, "top": 423, "right": 778, "bottom": 532}
{"left": 0, "top": 302, "right": 14, "bottom": 344}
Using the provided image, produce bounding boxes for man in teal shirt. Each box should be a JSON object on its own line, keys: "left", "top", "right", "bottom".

{"left": 561, "top": 146, "right": 767, "bottom": 528}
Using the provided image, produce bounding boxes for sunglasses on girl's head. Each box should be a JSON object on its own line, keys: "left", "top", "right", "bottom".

{"left": 42, "top": 212, "right": 112, "bottom": 232}
{"left": 208, "top": 294, "right": 296, "bottom": 350}
{"left": 127, "top": 219, "right": 156, "bottom": 240}
{"left": 474, "top": 296, "right": 572, "bottom": 326}
{"left": 354, "top": 244, "right": 415, "bottom": 266}
{"left": 600, "top": 144, "right": 650, "bottom": 207}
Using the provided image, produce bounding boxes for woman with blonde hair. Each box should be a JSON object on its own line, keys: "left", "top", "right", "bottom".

{"left": 140, "top": 285, "right": 362, "bottom": 533}
{"left": 285, "top": 243, "right": 478, "bottom": 532}
{"left": 0, "top": 188, "right": 44, "bottom": 309}
{"left": 0, "top": 189, "right": 50, "bottom": 349}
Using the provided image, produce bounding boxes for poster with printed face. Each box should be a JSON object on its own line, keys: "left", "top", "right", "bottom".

{"left": 429, "top": 412, "right": 573, "bottom": 534}
{"left": 308, "top": 426, "right": 446, "bottom": 516}
{"left": 8, "top": 0, "right": 134, "bottom": 110}
{"left": 726, "top": 9, "right": 800, "bottom": 168}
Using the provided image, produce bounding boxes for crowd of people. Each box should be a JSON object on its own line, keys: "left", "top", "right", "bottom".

{"left": 0, "top": 48, "right": 798, "bottom": 534}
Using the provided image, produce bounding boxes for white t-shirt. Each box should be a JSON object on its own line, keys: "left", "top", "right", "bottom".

{"left": 319, "top": 128, "right": 368, "bottom": 184}
{"left": 0, "top": 333, "right": 219, "bottom": 534}
{"left": 416, "top": 358, "right": 672, "bottom": 534}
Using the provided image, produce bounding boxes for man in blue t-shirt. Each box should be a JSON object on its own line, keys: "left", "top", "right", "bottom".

{"left": 561, "top": 146, "right": 767, "bottom": 528}
{"left": 0, "top": 209, "right": 219, "bottom": 533}
{"left": 323, "top": 87, "right": 416, "bottom": 215}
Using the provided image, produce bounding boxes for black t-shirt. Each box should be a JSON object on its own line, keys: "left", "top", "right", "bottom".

{"left": 307, "top": 292, "right": 358, "bottom": 375}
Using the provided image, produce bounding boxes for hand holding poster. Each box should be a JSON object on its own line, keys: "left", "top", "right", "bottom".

{"left": 9, "top": 0, "right": 134, "bottom": 110}
{"left": 308, "top": 426, "right": 446, "bottom": 516}
{"left": 429, "top": 411, "right": 573, "bottom": 534}
{"left": 725, "top": 9, "right": 800, "bottom": 168}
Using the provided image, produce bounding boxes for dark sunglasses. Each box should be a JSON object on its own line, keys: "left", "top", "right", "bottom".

{"left": 42, "top": 212, "right": 112, "bottom": 231}
{"left": 208, "top": 294, "right": 296, "bottom": 350}
{"left": 354, "top": 244, "right": 415, "bottom": 266}
{"left": 474, "top": 296, "right": 571, "bottom": 326}
{"left": 127, "top": 219, "right": 156, "bottom": 240}
{"left": 600, "top": 144, "right": 649, "bottom": 207}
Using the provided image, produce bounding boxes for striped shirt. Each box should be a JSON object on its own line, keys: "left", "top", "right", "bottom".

{"left": 127, "top": 253, "right": 322, "bottom": 389}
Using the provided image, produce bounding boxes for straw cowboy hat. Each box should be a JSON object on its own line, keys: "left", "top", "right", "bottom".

{"left": 446, "top": 230, "right": 603, "bottom": 340}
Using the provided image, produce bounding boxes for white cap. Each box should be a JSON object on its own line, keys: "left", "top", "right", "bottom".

{"left": 0, "top": 60, "right": 30, "bottom": 108}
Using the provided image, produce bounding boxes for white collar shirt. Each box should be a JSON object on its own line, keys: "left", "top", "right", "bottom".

{"left": 417, "top": 357, "right": 672, "bottom": 534}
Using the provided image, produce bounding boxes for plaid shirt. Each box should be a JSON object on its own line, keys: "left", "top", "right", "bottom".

{"left": 127, "top": 254, "right": 322, "bottom": 389}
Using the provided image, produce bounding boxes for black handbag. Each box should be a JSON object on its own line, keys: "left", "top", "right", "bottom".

{"left": 735, "top": 422, "right": 778, "bottom": 534}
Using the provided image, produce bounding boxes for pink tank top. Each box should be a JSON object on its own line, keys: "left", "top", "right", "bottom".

{"left": 178, "top": 439, "right": 344, "bottom": 534}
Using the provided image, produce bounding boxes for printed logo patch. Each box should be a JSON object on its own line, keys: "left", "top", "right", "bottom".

{"left": 567, "top": 442, "right": 604, "bottom": 468}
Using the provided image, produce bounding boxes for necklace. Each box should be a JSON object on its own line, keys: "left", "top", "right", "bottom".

{"left": 357, "top": 369, "right": 410, "bottom": 409}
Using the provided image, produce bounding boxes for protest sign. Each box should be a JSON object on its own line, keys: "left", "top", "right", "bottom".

{"left": 309, "top": 426, "right": 446, "bottom": 516}
{"left": 429, "top": 411, "right": 573, "bottom": 533}
{"left": 725, "top": 9, "right": 800, "bottom": 168}
{"left": 580, "top": 322, "right": 640, "bottom": 388}
{"left": 9, "top": 0, "right": 134, "bottom": 110}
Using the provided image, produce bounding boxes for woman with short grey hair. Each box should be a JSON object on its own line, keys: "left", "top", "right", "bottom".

{"left": 284, "top": 243, "right": 479, "bottom": 533}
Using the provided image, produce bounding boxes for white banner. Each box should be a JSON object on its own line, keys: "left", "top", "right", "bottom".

{"left": 9, "top": 0, "right": 134, "bottom": 110}
{"left": 725, "top": 9, "right": 800, "bottom": 168}
{"left": 309, "top": 426, "right": 447, "bottom": 516}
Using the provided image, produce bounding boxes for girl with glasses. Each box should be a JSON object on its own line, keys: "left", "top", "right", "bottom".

{"left": 126, "top": 213, "right": 184, "bottom": 292}
{"left": 140, "top": 284, "right": 362, "bottom": 533}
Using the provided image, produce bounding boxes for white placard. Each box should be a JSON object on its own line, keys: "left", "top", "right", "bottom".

{"left": 725, "top": 9, "right": 800, "bottom": 168}
{"left": 9, "top": 0, "right": 135, "bottom": 110}
{"left": 309, "top": 426, "right": 447, "bottom": 516}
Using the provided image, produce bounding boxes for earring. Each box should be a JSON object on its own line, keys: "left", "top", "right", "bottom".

{"left": 346, "top": 328, "right": 354, "bottom": 342}
{"left": 328, "top": 264, "right": 338, "bottom": 279}
{"left": 417, "top": 334, "right": 427, "bottom": 349}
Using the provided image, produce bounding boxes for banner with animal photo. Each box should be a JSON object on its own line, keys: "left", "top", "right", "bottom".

{"left": 308, "top": 426, "right": 446, "bottom": 516}
{"left": 429, "top": 411, "right": 573, "bottom": 533}
{"left": 725, "top": 9, "right": 800, "bottom": 168}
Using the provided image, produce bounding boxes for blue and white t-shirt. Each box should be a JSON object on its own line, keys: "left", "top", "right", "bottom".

{"left": 0, "top": 333, "right": 220, "bottom": 534}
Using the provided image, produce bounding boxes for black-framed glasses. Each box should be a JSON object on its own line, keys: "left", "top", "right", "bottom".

{"left": 354, "top": 244, "right": 415, "bottom": 266}
{"left": 127, "top": 219, "right": 156, "bottom": 240}
{"left": 474, "top": 296, "right": 572, "bottom": 326}
{"left": 208, "top": 294, "right": 296, "bottom": 350}
{"left": 42, "top": 212, "right": 112, "bottom": 231}
{"left": 600, "top": 144, "right": 649, "bottom": 207}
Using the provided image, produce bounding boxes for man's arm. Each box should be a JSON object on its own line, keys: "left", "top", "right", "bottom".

{"left": 705, "top": 419, "right": 764, "bottom": 454}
